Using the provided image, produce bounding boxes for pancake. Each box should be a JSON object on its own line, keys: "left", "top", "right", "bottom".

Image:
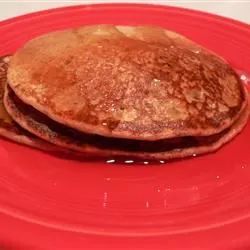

{"left": 4, "top": 80, "right": 250, "bottom": 160}
{"left": 8, "top": 25, "right": 247, "bottom": 141}
{"left": 0, "top": 56, "right": 65, "bottom": 152}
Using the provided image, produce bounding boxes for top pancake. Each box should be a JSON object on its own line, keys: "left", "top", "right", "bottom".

{"left": 7, "top": 25, "right": 246, "bottom": 140}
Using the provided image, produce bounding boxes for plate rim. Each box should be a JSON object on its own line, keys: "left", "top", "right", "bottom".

{"left": 0, "top": 3, "right": 249, "bottom": 32}
{"left": 0, "top": 3, "right": 250, "bottom": 249}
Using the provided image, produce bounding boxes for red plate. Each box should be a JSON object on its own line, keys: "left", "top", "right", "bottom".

{"left": 0, "top": 4, "right": 250, "bottom": 249}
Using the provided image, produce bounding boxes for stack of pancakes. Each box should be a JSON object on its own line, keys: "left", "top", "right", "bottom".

{"left": 0, "top": 25, "right": 249, "bottom": 160}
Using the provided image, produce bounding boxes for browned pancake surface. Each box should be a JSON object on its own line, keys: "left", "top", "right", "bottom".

{"left": 8, "top": 25, "right": 246, "bottom": 140}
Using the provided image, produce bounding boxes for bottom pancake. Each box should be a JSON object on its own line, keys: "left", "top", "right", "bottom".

{"left": 0, "top": 56, "right": 64, "bottom": 153}
{"left": 4, "top": 80, "right": 250, "bottom": 160}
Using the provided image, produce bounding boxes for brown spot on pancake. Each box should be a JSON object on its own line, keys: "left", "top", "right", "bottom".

{"left": 184, "top": 88, "right": 205, "bottom": 104}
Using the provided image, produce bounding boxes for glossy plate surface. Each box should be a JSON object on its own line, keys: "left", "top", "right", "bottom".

{"left": 0, "top": 4, "right": 250, "bottom": 249}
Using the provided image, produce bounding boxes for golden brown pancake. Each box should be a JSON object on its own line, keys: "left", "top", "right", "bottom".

{"left": 4, "top": 80, "right": 250, "bottom": 160}
{"left": 8, "top": 25, "right": 247, "bottom": 141}
{"left": 0, "top": 56, "right": 65, "bottom": 152}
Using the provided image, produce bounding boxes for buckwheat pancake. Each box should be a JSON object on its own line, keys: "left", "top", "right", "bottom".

{"left": 4, "top": 79, "right": 250, "bottom": 160}
{"left": 0, "top": 56, "right": 65, "bottom": 152}
{"left": 8, "top": 25, "right": 247, "bottom": 141}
